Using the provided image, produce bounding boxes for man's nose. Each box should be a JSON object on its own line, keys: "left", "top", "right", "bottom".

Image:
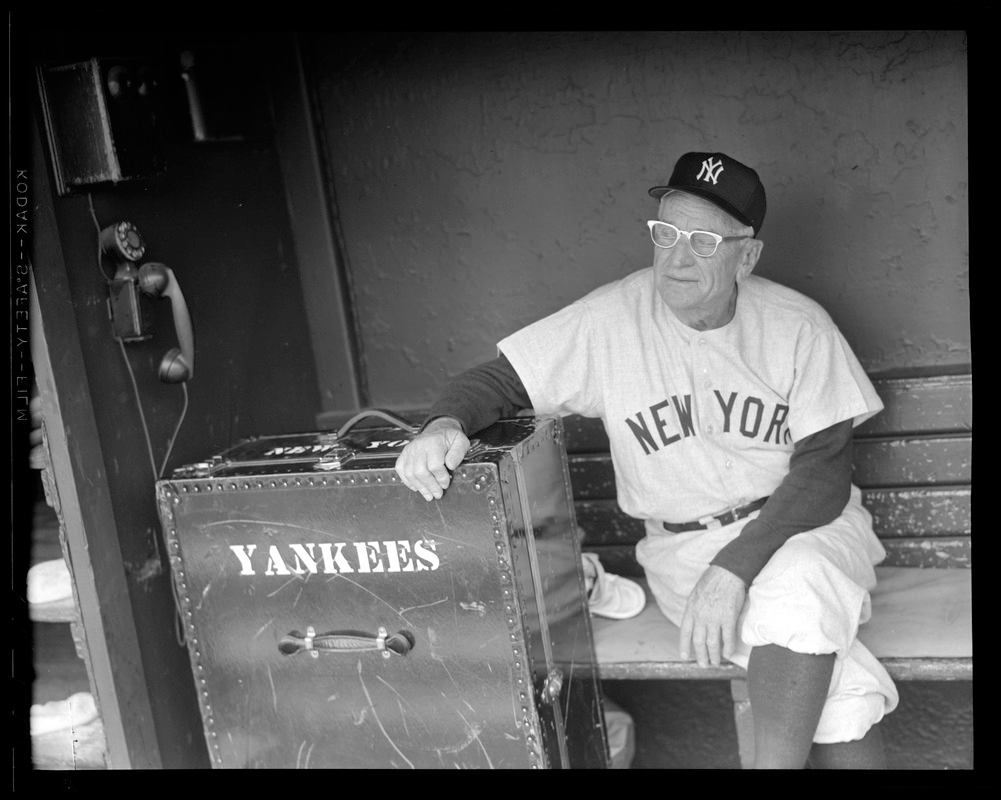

{"left": 659, "top": 240, "right": 696, "bottom": 268}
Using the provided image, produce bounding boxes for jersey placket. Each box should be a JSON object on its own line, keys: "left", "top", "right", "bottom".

{"left": 690, "top": 333, "right": 753, "bottom": 510}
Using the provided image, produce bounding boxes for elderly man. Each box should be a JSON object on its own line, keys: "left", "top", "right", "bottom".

{"left": 395, "top": 152, "right": 898, "bottom": 769}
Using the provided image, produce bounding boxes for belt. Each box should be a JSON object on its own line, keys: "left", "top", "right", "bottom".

{"left": 662, "top": 497, "right": 769, "bottom": 533}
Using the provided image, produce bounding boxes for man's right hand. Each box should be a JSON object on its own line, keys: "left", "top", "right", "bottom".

{"left": 394, "top": 417, "right": 471, "bottom": 501}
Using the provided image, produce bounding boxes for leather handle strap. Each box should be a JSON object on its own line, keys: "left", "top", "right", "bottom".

{"left": 279, "top": 626, "right": 416, "bottom": 659}
{"left": 336, "top": 409, "right": 419, "bottom": 439}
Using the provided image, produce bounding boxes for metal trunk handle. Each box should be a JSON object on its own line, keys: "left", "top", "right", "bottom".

{"left": 279, "top": 626, "right": 416, "bottom": 659}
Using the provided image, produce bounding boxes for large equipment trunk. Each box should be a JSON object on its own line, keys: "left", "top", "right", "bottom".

{"left": 155, "top": 413, "right": 609, "bottom": 769}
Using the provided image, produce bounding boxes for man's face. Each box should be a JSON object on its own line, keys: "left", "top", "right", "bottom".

{"left": 652, "top": 192, "right": 758, "bottom": 328}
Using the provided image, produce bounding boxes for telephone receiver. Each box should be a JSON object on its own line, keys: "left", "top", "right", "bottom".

{"left": 101, "top": 221, "right": 195, "bottom": 383}
{"left": 137, "top": 262, "right": 195, "bottom": 383}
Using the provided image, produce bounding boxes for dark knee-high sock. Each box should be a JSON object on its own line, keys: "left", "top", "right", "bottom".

{"left": 746, "top": 644, "right": 835, "bottom": 769}
{"left": 807, "top": 721, "right": 887, "bottom": 769}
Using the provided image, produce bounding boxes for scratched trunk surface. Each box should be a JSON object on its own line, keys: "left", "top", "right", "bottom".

{"left": 155, "top": 417, "right": 608, "bottom": 769}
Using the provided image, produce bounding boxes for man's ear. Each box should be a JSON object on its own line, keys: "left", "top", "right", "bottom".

{"left": 737, "top": 239, "right": 763, "bottom": 281}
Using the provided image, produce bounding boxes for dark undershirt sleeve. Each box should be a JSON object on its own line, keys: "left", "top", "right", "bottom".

{"left": 709, "top": 419, "right": 855, "bottom": 587}
{"left": 421, "top": 353, "right": 532, "bottom": 435}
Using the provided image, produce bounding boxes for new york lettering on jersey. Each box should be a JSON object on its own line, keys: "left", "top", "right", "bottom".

{"left": 625, "top": 390, "right": 791, "bottom": 455}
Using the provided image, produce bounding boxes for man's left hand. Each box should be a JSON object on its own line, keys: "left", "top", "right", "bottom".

{"left": 679, "top": 565, "right": 747, "bottom": 668}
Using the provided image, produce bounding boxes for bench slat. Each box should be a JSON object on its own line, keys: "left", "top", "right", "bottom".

{"left": 596, "top": 657, "right": 972, "bottom": 682}
{"left": 591, "top": 568, "right": 971, "bottom": 681}
{"left": 862, "top": 566, "right": 973, "bottom": 656}
{"left": 881, "top": 537, "right": 971, "bottom": 568}
{"left": 567, "top": 437, "right": 971, "bottom": 500}
{"left": 855, "top": 372, "right": 972, "bottom": 437}
{"left": 581, "top": 535, "right": 972, "bottom": 573}
{"left": 876, "top": 658, "right": 972, "bottom": 681}
{"left": 863, "top": 486, "right": 971, "bottom": 537}
{"left": 852, "top": 436, "right": 971, "bottom": 487}
{"left": 574, "top": 486, "right": 971, "bottom": 545}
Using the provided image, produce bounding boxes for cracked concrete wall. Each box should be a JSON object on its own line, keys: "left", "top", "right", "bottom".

{"left": 308, "top": 30, "right": 968, "bottom": 408}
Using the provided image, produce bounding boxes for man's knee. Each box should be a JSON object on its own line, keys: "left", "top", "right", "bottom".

{"left": 743, "top": 540, "right": 871, "bottom": 657}
{"left": 755, "top": 530, "right": 875, "bottom": 598}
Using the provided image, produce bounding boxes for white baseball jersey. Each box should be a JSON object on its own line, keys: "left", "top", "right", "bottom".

{"left": 497, "top": 269, "right": 883, "bottom": 525}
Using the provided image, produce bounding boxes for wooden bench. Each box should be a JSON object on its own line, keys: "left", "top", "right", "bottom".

{"left": 563, "top": 367, "right": 972, "bottom": 767}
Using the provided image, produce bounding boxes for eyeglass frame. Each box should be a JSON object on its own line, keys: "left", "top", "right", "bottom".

{"left": 646, "top": 220, "right": 752, "bottom": 258}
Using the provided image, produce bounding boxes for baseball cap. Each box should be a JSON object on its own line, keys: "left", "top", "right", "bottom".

{"left": 649, "top": 152, "right": 766, "bottom": 236}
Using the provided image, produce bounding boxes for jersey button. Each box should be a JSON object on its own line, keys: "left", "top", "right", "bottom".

{"left": 706, "top": 424, "right": 716, "bottom": 434}
{"left": 725, "top": 459, "right": 733, "bottom": 469}
{"left": 703, "top": 380, "right": 712, "bottom": 389}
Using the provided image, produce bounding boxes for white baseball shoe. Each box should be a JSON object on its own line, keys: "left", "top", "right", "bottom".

{"left": 581, "top": 552, "right": 646, "bottom": 620}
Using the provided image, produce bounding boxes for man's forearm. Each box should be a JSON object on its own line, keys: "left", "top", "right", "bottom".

{"left": 422, "top": 354, "right": 532, "bottom": 435}
{"left": 709, "top": 419, "right": 854, "bottom": 586}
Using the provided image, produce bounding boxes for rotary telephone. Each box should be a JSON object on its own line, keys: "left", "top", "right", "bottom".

{"left": 102, "top": 221, "right": 195, "bottom": 383}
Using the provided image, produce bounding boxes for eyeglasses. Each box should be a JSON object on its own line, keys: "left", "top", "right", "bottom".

{"left": 647, "top": 220, "right": 751, "bottom": 258}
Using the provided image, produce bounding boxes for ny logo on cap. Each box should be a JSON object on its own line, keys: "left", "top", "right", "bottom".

{"left": 696, "top": 157, "right": 725, "bottom": 185}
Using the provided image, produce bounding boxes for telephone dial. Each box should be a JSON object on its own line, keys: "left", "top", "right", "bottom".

{"left": 103, "top": 221, "right": 195, "bottom": 383}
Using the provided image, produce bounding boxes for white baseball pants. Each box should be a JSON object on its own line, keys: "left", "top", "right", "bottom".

{"left": 635, "top": 485, "right": 899, "bottom": 743}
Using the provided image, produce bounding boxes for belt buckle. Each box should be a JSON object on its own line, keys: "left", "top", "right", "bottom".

{"left": 724, "top": 504, "right": 746, "bottom": 525}
{"left": 696, "top": 500, "right": 762, "bottom": 531}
